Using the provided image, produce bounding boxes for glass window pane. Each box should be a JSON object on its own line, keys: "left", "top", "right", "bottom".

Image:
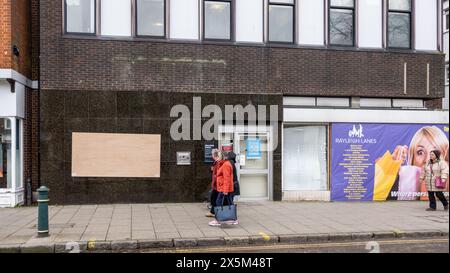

{"left": 137, "top": 0, "right": 165, "bottom": 36}
{"left": 269, "top": 5, "right": 294, "bottom": 43}
{"left": 330, "top": 0, "right": 354, "bottom": 8}
{"left": 389, "top": 0, "right": 411, "bottom": 11}
{"left": 204, "top": 1, "right": 231, "bottom": 40}
{"left": 283, "top": 126, "right": 328, "bottom": 191}
{"left": 15, "top": 119, "right": 22, "bottom": 189}
{"left": 65, "top": 0, "right": 95, "bottom": 33}
{"left": 388, "top": 12, "right": 410, "bottom": 48}
{"left": 0, "top": 118, "right": 12, "bottom": 189}
{"left": 329, "top": 9, "right": 354, "bottom": 46}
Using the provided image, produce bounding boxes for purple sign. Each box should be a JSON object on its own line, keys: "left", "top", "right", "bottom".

{"left": 331, "top": 123, "right": 449, "bottom": 201}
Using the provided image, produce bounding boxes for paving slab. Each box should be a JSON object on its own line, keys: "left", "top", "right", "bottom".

{"left": 0, "top": 201, "right": 447, "bottom": 252}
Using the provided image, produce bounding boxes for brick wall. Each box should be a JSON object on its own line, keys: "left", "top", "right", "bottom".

{"left": 10, "top": 0, "right": 32, "bottom": 77}
{"left": 40, "top": 1, "right": 446, "bottom": 101}
{"left": 31, "top": 0, "right": 39, "bottom": 80}
{"left": 0, "top": 0, "right": 33, "bottom": 78}
{"left": 23, "top": 87, "right": 40, "bottom": 198}
{"left": 0, "top": 0, "right": 11, "bottom": 69}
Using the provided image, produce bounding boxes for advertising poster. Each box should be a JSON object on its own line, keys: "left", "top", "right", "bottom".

{"left": 246, "top": 138, "right": 261, "bottom": 159}
{"left": 331, "top": 123, "right": 449, "bottom": 201}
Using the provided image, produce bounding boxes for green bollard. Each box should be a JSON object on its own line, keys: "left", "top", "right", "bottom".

{"left": 37, "top": 186, "right": 50, "bottom": 237}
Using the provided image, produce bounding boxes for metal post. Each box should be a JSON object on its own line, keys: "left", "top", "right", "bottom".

{"left": 37, "top": 186, "right": 49, "bottom": 237}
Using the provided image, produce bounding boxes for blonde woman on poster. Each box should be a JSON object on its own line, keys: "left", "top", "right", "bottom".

{"left": 374, "top": 126, "right": 449, "bottom": 201}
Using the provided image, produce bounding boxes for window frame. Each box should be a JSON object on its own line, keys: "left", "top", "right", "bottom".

{"left": 202, "top": 0, "right": 234, "bottom": 42}
{"left": 386, "top": 0, "right": 413, "bottom": 50}
{"left": 267, "top": 0, "right": 296, "bottom": 45}
{"left": 328, "top": 0, "right": 356, "bottom": 47}
{"left": 445, "top": 8, "right": 449, "bottom": 33}
{"left": 134, "top": 0, "right": 167, "bottom": 39}
{"left": 63, "top": 0, "right": 97, "bottom": 36}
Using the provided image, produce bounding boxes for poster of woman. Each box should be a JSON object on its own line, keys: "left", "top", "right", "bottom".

{"left": 331, "top": 123, "right": 449, "bottom": 202}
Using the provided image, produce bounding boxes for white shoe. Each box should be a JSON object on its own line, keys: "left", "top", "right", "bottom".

{"left": 208, "top": 220, "right": 221, "bottom": 227}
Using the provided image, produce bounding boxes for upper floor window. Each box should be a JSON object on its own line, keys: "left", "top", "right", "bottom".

{"left": 329, "top": 0, "right": 355, "bottom": 46}
{"left": 136, "top": 0, "right": 166, "bottom": 37}
{"left": 268, "top": 0, "right": 295, "bottom": 43}
{"left": 387, "top": 0, "right": 411, "bottom": 49}
{"left": 64, "top": 0, "right": 96, "bottom": 34}
{"left": 203, "top": 0, "right": 232, "bottom": 41}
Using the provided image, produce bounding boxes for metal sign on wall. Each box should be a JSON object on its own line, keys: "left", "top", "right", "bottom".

{"left": 177, "top": 152, "right": 191, "bottom": 165}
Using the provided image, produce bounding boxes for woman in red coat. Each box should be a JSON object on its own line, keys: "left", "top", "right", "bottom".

{"left": 209, "top": 151, "right": 238, "bottom": 226}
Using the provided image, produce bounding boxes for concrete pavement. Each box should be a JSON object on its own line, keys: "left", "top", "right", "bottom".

{"left": 0, "top": 201, "right": 448, "bottom": 253}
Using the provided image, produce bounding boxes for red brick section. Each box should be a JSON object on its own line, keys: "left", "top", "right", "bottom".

{"left": 10, "top": 0, "right": 32, "bottom": 78}
{"left": 0, "top": 0, "right": 12, "bottom": 69}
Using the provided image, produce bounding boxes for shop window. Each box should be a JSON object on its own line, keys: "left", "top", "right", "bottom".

{"left": 329, "top": 0, "right": 355, "bottom": 46}
{"left": 0, "top": 118, "right": 21, "bottom": 190}
{"left": 268, "top": 0, "right": 295, "bottom": 43}
{"left": 0, "top": 118, "right": 12, "bottom": 189}
{"left": 136, "top": 0, "right": 166, "bottom": 37}
{"left": 203, "top": 0, "right": 232, "bottom": 41}
{"left": 64, "top": 0, "right": 96, "bottom": 34}
{"left": 387, "top": 0, "right": 411, "bottom": 49}
{"left": 283, "top": 125, "right": 328, "bottom": 191}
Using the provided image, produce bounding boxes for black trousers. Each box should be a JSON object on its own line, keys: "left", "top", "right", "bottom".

{"left": 210, "top": 190, "right": 219, "bottom": 214}
{"left": 428, "top": 191, "right": 449, "bottom": 209}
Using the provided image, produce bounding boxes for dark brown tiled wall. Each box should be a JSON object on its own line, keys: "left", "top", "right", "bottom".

{"left": 40, "top": 90, "right": 282, "bottom": 204}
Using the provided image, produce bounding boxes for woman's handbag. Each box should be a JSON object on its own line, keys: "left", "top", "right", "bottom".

{"left": 430, "top": 163, "right": 446, "bottom": 189}
{"left": 435, "top": 176, "right": 446, "bottom": 189}
{"left": 214, "top": 195, "right": 237, "bottom": 222}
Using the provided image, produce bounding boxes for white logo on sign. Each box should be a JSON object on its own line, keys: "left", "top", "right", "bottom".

{"left": 348, "top": 124, "right": 364, "bottom": 138}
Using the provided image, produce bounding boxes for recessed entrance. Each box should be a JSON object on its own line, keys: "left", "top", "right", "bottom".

{"left": 219, "top": 126, "right": 272, "bottom": 201}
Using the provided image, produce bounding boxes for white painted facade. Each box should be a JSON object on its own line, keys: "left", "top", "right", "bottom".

{"left": 0, "top": 69, "right": 33, "bottom": 207}
{"left": 358, "top": 0, "right": 383, "bottom": 49}
{"left": 88, "top": 0, "right": 442, "bottom": 52}
{"left": 297, "top": 0, "right": 325, "bottom": 46}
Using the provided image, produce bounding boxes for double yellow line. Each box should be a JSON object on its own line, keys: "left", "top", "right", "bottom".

{"left": 144, "top": 238, "right": 449, "bottom": 253}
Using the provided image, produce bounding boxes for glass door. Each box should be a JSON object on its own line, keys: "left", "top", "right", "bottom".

{"left": 235, "top": 132, "right": 270, "bottom": 200}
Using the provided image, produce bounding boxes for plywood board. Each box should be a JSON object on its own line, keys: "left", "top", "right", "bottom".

{"left": 72, "top": 133, "right": 161, "bottom": 178}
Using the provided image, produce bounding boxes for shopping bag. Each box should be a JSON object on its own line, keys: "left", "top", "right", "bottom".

{"left": 398, "top": 166, "right": 421, "bottom": 200}
{"left": 214, "top": 195, "right": 237, "bottom": 222}
{"left": 373, "top": 151, "right": 402, "bottom": 201}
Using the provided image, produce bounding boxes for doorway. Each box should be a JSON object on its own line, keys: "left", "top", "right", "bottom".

{"left": 219, "top": 126, "right": 272, "bottom": 201}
